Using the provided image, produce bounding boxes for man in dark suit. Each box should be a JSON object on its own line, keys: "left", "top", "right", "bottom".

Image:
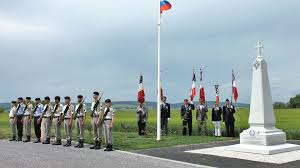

{"left": 161, "top": 96, "right": 171, "bottom": 136}
{"left": 181, "top": 99, "right": 195, "bottom": 136}
{"left": 223, "top": 99, "right": 236, "bottom": 137}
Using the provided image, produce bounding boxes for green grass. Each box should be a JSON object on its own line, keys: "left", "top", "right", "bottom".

{"left": 0, "top": 108, "right": 300, "bottom": 150}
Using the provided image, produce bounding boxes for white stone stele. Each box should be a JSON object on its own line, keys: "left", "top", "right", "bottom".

{"left": 233, "top": 42, "right": 300, "bottom": 155}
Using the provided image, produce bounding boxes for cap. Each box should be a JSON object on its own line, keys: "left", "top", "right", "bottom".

{"left": 105, "top": 99, "right": 111, "bottom": 103}
{"left": 93, "top": 91, "right": 99, "bottom": 96}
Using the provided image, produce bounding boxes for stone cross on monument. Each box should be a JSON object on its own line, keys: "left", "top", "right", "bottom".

{"left": 231, "top": 41, "right": 300, "bottom": 155}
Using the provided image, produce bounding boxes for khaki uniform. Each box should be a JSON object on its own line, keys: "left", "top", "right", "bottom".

{"left": 9, "top": 106, "right": 17, "bottom": 138}
{"left": 23, "top": 103, "right": 33, "bottom": 137}
{"left": 103, "top": 107, "right": 115, "bottom": 145}
{"left": 41, "top": 104, "right": 53, "bottom": 140}
{"left": 52, "top": 103, "right": 63, "bottom": 141}
{"left": 63, "top": 104, "right": 74, "bottom": 141}
{"left": 75, "top": 103, "right": 86, "bottom": 140}
{"left": 91, "top": 100, "right": 103, "bottom": 142}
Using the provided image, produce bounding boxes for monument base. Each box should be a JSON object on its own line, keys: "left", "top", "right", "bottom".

{"left": 240, "top": 126, "right": 286, "bottom": 146}
{"left": 230, "top": 143, "right": 300, "bottom": 155}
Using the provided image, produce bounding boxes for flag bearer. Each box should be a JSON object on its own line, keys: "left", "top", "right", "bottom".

{"left": 52, "top": 96, "right": 64, "bottom": 145}
{"left": 23, "top": 97, "right": 33, "bottom": 142}
{"left": 136, "top": 102, "right": 148, "bottom": 136}
{"left": 90, "top": 92, "right": 103, "bottom": 150}
{"left": 181, "top": 99, "right": 195, "bottom": 136}
{"left": 161, "top": 96, "right": 171, "bottom": 136}
{"left": 9, "top": 101, "right": 17, "bottom": 141}
{"left": 74, "top": 95, "right": 86, "bottom": 148}
{"left": 196, "top": 99, "right": 208, "bottom": 136}
{"left": 33, "top": 98, "right": 44, "bottom": 143}
{"left": 223, "top": 99, "right": 236, "bottom": 137}
{"left": 63, "top": 96, "right": 74, "bottom": 147}
{"left": 212, "top": 101, "right": 222, "bottom": 137}
{"left": 16, "top": 97, "right": 25, "bottom": 141}
{"left": 103, "top": 99, "right": 115, "bottom": 151}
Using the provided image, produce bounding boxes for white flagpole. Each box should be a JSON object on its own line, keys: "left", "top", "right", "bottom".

{"left": 156, "top": 0, "right": 161, "bottom": 141}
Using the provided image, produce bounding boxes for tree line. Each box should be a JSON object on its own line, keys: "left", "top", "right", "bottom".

{"left": 273, "top": 94, "right": 300, "bottom": 109}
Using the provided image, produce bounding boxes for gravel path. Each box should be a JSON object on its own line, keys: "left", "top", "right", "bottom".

{"left": 0, "top": 140, "right": 209, "bottom": 168}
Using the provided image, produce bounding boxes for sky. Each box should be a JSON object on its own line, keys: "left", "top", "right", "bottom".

{"left": 0, "top": 0, "right": 300, "bottom": 104}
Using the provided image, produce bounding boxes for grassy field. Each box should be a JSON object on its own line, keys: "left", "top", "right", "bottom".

{"left": 0, "top": 108, "right": 299, "bottom": 150}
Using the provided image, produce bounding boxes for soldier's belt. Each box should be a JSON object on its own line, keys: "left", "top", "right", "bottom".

{"left": 64, "top": 117, "right": 71, "bottom": 120}
{"left": 16, "top": 115, "right": 23, "bottom": 117}
{"left": 9, "top": 117, "right": 15, "bottom": 119}
{"left": 76, "top": 116, "right": 84, "bottom": 118}
{"left": 42, "top": 116, "right": 50, "bottom": 118}
{"left": 23, "top": 115, "right": 30, "bottom": 117}
{"left": 53, "top": 116, "right": 60, "bottom": 118}
{"left": 104, "top": 118, "right": 112, "bottom": 121}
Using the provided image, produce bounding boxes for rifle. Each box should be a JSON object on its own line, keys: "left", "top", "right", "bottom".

{"left": 91, "top": 92, "right": 104, "bottom": 117}
{"left": 99, "top": 107, "right": 110, "bottom": 124}
{"left": 74, "top": 97, "right": 85, "bottom": 120}
{"left": 63, "top": 105, "right": 70, "bottom": 119}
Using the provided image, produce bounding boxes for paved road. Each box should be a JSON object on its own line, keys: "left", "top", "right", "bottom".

{"left": 0, "top": 140, "right": 209, "bottom": 168}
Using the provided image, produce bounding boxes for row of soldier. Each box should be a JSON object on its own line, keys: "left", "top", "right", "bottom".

{"left": 8, "top": 92, "right": 115, "bottom": 151}
{"left": 137, "top": 97, "right": 236, "bottom": 137}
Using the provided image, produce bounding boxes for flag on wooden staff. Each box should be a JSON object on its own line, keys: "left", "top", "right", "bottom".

{"left": 199, "top": 69, "right": 205, "bottom": 103}
{"left": 160, "top": 81, "right": 164, "bottom": 101}
{"left": 232, "top": 70, "right": 239, "bottom": 102}
{"left": 138, "top": 75, "right": 145, "bottom": 104}
{"left": 190, "top": 71, "right": 196, "bottom": 101}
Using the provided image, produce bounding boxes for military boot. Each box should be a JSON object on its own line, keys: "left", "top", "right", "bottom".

{"left": 52, "top": 140, "right": 61, "bottom": 145}
{"left": 95, "top": 141, "right": 101, "bottom": 150}
{"left": 74, "top": 140, "right": 81, "bottom": 148}
{"left": 23, "top": 136, "right": 30, "bottom": 142}
{"left": 43, "top": 138, "right": 50, "bottom": 144}
{"left": 33, "top": 138, "right": 41, "bottom": 143}
{"left": 90, "top": 140, "right": 98, "bottom": 149}
{"left": 78, "top": 140, "right": 84, "bottom": 148}
{"left": 65, "top": 140, "right": 71, "bottom": 147}
{"left": 9, "top": 136, "right": 16, "bottom": 141}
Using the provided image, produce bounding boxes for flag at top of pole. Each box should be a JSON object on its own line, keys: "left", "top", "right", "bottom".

{"left": 160, "top": 0, "right": 172, "bottom": 13}
{"left": 199, "top": 69, "right": 206, "bottom": 103}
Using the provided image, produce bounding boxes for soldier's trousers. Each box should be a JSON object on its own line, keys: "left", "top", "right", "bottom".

{"left": 64, "top": 119, "right": 72, "bottom": 141}
{"left": 9, "top": 118, "right": 16, "bottom": 137}
{"left": 23, "top": 116, "right": 31, "bottom": 137}
{"left": 161, "top": 118, "right": 168, "bottom": 135}
{"left": 41, "top": 117, "right": 51, "bottom": 139}
{"left": 197, "top": 120, "right": 207, "bottom": 135}
{"left": 92, "top": 117, "right": 102, "bottom": 142}
{"left": 212, "top": 121, "right": 221, "bottom": 136}
{"left": 76, "top": 117, "right": 85, "bottom": 140}
{"left": 138, "top": 121, "right": 146, "bottom": 135}
{"left": 103, "top": 120, "right": 113, "bottom": 145}
{"left": 182, "top": 119, "right": 192, "bottom": 136}
{"left": 225, "top": 122, "right": 235, "bottom": 137}
{"left": 16, "top": 116, "right": 23, "bottom": 139}
{"left": 53, "top": 117, "right": 62, "bottom": 141}
{"left": 34, "top": 116, "right": 41, "bottom": 139}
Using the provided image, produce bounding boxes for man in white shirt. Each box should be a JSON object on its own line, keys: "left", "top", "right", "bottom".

{"left": 9, "top": 101, "right": 17, "bottom": 141}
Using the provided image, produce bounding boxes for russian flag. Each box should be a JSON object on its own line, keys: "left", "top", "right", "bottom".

{"left": 160, "top": 0, "right": 172, "bottom": 13}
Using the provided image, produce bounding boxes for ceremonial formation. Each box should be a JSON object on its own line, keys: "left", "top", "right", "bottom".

{"left": 8, "top": 92, "right": 115, "bottom": 151}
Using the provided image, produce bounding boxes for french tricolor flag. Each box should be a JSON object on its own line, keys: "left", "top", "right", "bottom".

{"left": 232, "top": 70, "right": 239, "bottom": 102}
{"left": 160, "top": 0, "right": 172, "bottom": 13}
{"left": 138, "top": 75, "right": 145, "bottom": 104}
{"left": 199, "top": 69, "right": 205, "bottom": 103}
{"left": 190, "top": 72, "right": 196, "bottom": 101}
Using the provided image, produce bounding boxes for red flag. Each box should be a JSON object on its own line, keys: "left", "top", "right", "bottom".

{"left": 138, "top": 75, "right": 145, "bottom": 104}
{"left": 199, "top": 69, "right": 205, "bottom": 103}
{"left": 189, "top": 72, "right": 196, "bottom": 101}
{"left": 232, "top": 70, "right": 239, "bottom": 102}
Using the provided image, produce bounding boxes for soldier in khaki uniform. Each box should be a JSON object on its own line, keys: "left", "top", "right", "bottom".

{"left": 90, "top": 92, "right": 103, "bottom": 150}
{"left": 103, "top": 99, "right": 115, "bottom": 151}
{"left": 39, "top": 96, "right": 53, "bottom": 144}
{"left": 23, "top": 97, "right": 33, "bottom": 142}
{"left": 63, "top": 96, "right": 74, "bottom": 147}
{"left": 52, "top": 96, "right": 64, "bottom": 145}
{"left": 74, "top": 95, "right": 86, "bottom": 148}
{"left": 9, "top": 101, "right": 17, "bottom": 141}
